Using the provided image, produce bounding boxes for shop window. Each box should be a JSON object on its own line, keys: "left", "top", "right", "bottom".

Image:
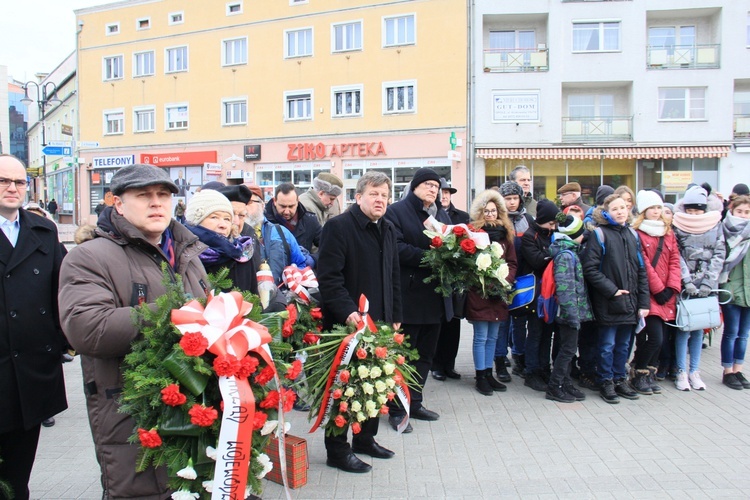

{"left": 383, "top": 81, "right": 415, "bottom": 114}
{"left": 104, "top": 109, "right": 124, "bottom": 135}
{"left": 285, "top": 91, "right": 312, "bottom": 121}
{"left": 383, "top": 14, "right": 415, "bottom": 47}
{"left": 133, "top": 51, "right": 155, "bottom": 77}
{"left": 166, "top": 46, "right": 188, "bottom": 73}
{"left": 573, "top": 21, "right": 620, "bottom": 52}
{"left": 103, "top": 55, "right": 123, "bottom": 81}
{"left": 658, "top": 87, "right": 705, "bottom": 120}
{"left": 222, "top": 98, "right": 247, "bottom": 126}
{"left": 223, "top": 38, "right": 247, "bottom": 66}
{"left": 133, "top": 107, "right": 155, "bottom": 133}
{"left": 332, "top": 86, "right": 362, "bottom": 117}
{"left": 286, "top": 28, "right": 313, "bottom": 58}
{"left": 166, "top": 104, "right": 189, "bottom": 130}
{"left": 332, "top": 21, "right": 362, "bottom": 52}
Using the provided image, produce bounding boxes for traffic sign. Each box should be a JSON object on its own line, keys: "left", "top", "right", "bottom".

{"left": 79, "top": 141, "right": 100, "bottom": 148}
{"left": 48, "top": 140, "right": 71, "bottom": 147}
{"left": 42, "top": 146, "right": 72, "bottom": 156}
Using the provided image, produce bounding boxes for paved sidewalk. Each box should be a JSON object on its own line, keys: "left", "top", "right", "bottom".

{"left": 30, "top": 324, "right": 750, "bottom": 499}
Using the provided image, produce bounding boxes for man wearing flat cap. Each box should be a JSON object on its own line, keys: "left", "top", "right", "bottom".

{"left": 59, "top": 164, "right": 209, "bottom": 498}
{"left": 557, "top": 182, "right": 590, "bottom": 214}
{"left": 299, "top": 172, "right": 343, "bottom": 226}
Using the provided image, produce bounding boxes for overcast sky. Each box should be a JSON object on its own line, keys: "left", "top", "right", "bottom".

{"left": 1, "top": 0, "right": 116, "bottom": 81}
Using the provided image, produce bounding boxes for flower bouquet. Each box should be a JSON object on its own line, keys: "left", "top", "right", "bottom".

{"left": 302, "top": 296, "right": 419, "bottom": 436}
{"left": 119, "top": 270, "right": 298, "bottom": 499}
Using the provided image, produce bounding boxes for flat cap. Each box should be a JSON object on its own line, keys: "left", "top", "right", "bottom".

{"left": 557, "top": 182, "right": 582, "bottom": 194}
{"left": 244, "top": 184, "right": 263, "bottom": 201}
{"left": 110, "top": 164, "right": 178, "bottom": 196}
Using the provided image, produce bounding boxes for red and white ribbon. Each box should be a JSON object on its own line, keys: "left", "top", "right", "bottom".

{"left": 423, "top": 215, "right": 491, "bottom": 248}
{"left": 281, "top": 265, "right": 318, "bottom": 305}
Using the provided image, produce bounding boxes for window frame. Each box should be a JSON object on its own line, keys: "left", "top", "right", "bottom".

{"left": 165, "top": 103, "right": 189, "bottom": 131}
{"left": 106, "top": 22, "right": 120, "bottom": 36}
{"left": 169, "top": 11, "right": 184, "bottom": 25}
{"left": 284, "top": 89, "right": 314, "bottom": 121}
{"left": 331, "top": 84, "right": 363, "bottom": 118}
{"left": 382, "top": 80, "right": 416, "bottom": 114}
{"left": 133, "top": 50, "right": 155, "bottom": 78}
{"left": 165, "top": 45, "right": 189, "bottom": 74}
{"left": 221, "top": 97, "right": 248, "bottom": 126}
{"left": 331, "top": 20, "right": 363, "bottom": 53}
{"left": 657, "top": 87, "right": 706, "bottom": 121}
{"left": 572, "top": 20, "right": 621, "bottom": 53}
{"left": 383, "top": 14, "right": 416, "bottom": 48}
{"left": 103, "top": 108, "right": 125, "bottom": 135}
{"left": 136, "top": 17, "right": 150, "bottom": 31}
{"left": 103, "top": 55, "right": 124, "bottom": 81}
{"left": 222, "top": 37, "right": 248, "bottom": 66}
{"left": 226, "top": 2, "right": 243, "bottom": 15}
{"left": 285, "top": 27, "right": 314, "bottom": 58}
{"left": 133, "top": 106, "right": 156, "bottom": 133}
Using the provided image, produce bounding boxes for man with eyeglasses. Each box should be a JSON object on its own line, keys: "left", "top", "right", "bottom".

{"left": 384, "top": 167, "right": 454, "bottom": 433}
{"left": 0, "top": 154, "right": 68, "bottom": 499}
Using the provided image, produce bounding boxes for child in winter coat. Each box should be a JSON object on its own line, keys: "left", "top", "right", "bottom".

{"left": 546, "top": 214, "right": 592, "bottom": 403}
{"left": 630, "top": 190, "right": 681, "bottom": 395}
{"left": 672, "top": 185, "right": 726, "bottom": 391}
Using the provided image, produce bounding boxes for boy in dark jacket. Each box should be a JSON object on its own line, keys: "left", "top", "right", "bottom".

{"left": 546, "top": 214, "right": 592, "bottom": 403}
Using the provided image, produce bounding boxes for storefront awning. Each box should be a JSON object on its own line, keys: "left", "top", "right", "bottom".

{"left": 476, "top": 146, "right": 730, "bottom": 160}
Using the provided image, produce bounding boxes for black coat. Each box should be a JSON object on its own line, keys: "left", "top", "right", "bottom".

{"left": 0, "top": 210, "right": 67, "bottom": 432}
{"left": 318, "top": 204, "right": 402, "bottom": 330}
{"left": 384, "top": 190, "right": 453, "bottom": 324}
{"left": 521, "top": 222, "right": 553, "bottom": 278}
{"left": 444, "top": 203, "right": 470, "bottom": 225}
{"left": 264, "top": 200, "right": 322, "bottom": 255}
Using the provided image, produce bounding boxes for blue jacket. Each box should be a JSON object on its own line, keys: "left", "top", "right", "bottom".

{"left": 260, "top": 219, "right": 308, "bottom": 283}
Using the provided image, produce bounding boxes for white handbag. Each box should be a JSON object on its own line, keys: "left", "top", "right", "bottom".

{"left": 668, "top": 289, "right": 732, "bottom": 332}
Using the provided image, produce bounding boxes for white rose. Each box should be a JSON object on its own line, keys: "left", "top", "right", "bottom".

{"left": 344, "top": 387, "right": 355, "bottom": 397}
{"left": 357, "top": 365, "right": 370, "bottom": 378}
{"left": 365, "top": 400, "right": 377, "bottom": 413}
{"left": 495, "top": 263, "right": 509, "bottom": 281}
{"left": 351, "top": 401, "right": 362, "bottom": 412}
{"left": 377, "top": 394, "right": 388, "bottom": 405}
{"left": 385, "top": 378, "right": 395, "bottom": 388}
{"left": 374, "top": 380, "right": 387, "bottom": 393}
{"left": 369, "top": 366, "right": 382, "bottom": 379}
{"left": 490, "top": 241, "right": 504, "bottom": 258}
{"left": 383, "top": 363, "right": 395, "bottom": 375}
{"left": 362, "top": 382, "right": 374, "bottom": 395}
{"left": 476, "top": 253, "right": 492, "bottom": 271}
{"left": 357, "top": 411, "right": 367, "bottom": 422}
{"left": 171, "top": 491, "right": 199, "bottom": 500}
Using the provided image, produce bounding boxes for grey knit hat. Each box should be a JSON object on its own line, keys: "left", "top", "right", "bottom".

{"left": 500, "top": 181, "right": 524, "bottom": 200}
{"left": 185, "top": 189, "right": 233, "bottom": 226}
{"left": 682, "top": 185, "right": 708, "bottom": 211}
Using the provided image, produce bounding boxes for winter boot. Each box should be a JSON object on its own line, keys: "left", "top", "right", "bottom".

{"left": 511, "top": 354, "right": 526, "bottom": 378}
{"left": 647, "top": 366, "right": 662, "bottom": 394}
{"left": 495, "top": 357, "right": 512, "bottom": 383}
{"left": 546, "top": 383, "right": 575, "bottom": 403}
{"left": 630, "top": 369, "right": 653, "bottom": 395}
{"left": 614, "top": 379, "right": 640, "bottom": 400}
{"left": 524, "top": 371, "right": 548, "bottom": 392}
{"left": 563, "top": 378, "right": 586, "bottom": 401}
{"left": 475, "top": 370, "right": 493, "bottom": 396}
{"left": 599, "top": 379, "right": 620, "bottom": 404}
{"left": 578, "top": 373, "right": 600, "bottom": 391}
{"left": 485, "top": 369, "right": 507, "bottom": 392}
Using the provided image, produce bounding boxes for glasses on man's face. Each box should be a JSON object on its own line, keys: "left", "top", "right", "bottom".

{"left": 484, "top": 209, "right": 497, "bottom": 215}
{"left": 0, "top": 178, "right": 28, "bottom": 189}
{"left": 422, "top": 182, "right": 440, "bottom": 191}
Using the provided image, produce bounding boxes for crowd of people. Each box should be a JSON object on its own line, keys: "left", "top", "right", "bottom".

{"left": 2, "top": 150, "right": 750, "bottom": 497}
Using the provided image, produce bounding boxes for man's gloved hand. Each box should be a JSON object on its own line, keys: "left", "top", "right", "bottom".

{"left": 684, "top": 282, "right": 699, "bottom": 296}
{"left": 698, "top": 284, "right": 712, "bottom": 298}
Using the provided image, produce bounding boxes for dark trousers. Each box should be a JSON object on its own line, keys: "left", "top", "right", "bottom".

{"left": 550, "top": 324, "right": 579, "bottom": 386}
{"left": 659, "top": 324, "right": 677, "bottom": 371}
{"left": 432, "top": 317, "right": 461, "bottom": 372}
{"left": 525, "top": 315, "right": 554, "bottom": 374}
{"left": 388, "top": 322, "right": 441, "bottom": 416}
{"left": 325, "top": 417, "right": 379, "bottom": 459}
{"left": 578, "top": 321, "right": 598, "bottom": 376}
{"left": 0, "top": 424, "right": 41, "bottom": 500}
{"left": 633, "top": 316, "right": 664, "bottom": 370}
{"left": 510, "top": 315, "right": 528, "bottom": 356}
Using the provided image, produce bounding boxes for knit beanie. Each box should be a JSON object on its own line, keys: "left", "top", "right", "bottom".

{"left": 535, "top": 199, "right": 560, "bottom": 225}
{"left": 500, "top": 181, "right": 524, "bottom": 200}
{"left": 410, "top": 168, "right": 441, "bottom": 191}
{"left": 557, "top": 214, "right": 585, "bottom": 240}
{"left": 636, "top": 189, "right": 664, "bottom": 214}
{"left": 733, "top": 183, "right": 750, "bottom": 196}
{"left": 312, "top": 172, "right": 343, "bottom": 196}
{"left": 682, "top": 185, "right": 708, "bottom": 211}
{"left": 663, "top": 203, "right": 675, "bottom": 213}
{"left": 185, "top": 189, "right": 233, "bottom": 226}
{"left": 595, "top": 185, "right": 615, "bottom": 206}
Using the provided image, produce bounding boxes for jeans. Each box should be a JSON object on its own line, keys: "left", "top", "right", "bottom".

{"left": 471, "top": 321, "right": 502, "bottom": 370}
{"left": 674, "top": 329, "right": 703, "bottom": 373}
{"left": 721, "top": 304, "right": 750, "bottom": 368}
{"left": 633, "top": 316, "right": 664, "bottom": 370}
{"left": 597, "top": 324, "right": 634, "bottom": 382}
{"left": 550, "top": 324, "right": 578, "bottom": 386}
{"left": 510, "top": 316, "right": 528, "bottom": 356}
{"left": 493, "top": 320, "right": 511, "bottom": 359}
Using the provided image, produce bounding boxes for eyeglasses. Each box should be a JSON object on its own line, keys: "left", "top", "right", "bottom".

{"left": 0, "top": 178, "right": 28, "bottom": 189}
{"left": 484, "top": 209, "right": 498, "bottom": 215}
{"left": 422, "top": 182, "right": 440, "bottom": 191}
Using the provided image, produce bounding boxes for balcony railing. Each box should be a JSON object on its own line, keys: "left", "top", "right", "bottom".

{"left": 562, "top": 116, "right": 633, "bottom": 142}
{"left": 734, "top": 114, "right": 750, "bottom": 139}
{"left": 647, "top": 44, "right": 720, "bottom": 70}
{"left": 483, "top": 48, "right": 549, "bottom": 73}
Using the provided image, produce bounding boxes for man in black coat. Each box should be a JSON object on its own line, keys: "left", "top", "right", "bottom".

{"left": 384, "top": 167, "right": 453, "bottom": 432}
{"left": 264, "top": 182, "right": 322, "bottom": 259}
{"left": 0, "top": 154, "right": 67, "bottom": 499}
{"left": 432, "top": 178, "right": 469, "bottom": 381}
{"left": 317, "top": 171, "right": 402, "bottom": 473}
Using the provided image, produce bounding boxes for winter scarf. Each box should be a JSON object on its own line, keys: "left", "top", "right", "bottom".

{"left": 636, "top": 219, "right": 667, "bottom": 238}
{"left": 720, "top": 213, "right": 750, "bottom": 283}
{"left": 507, "top": 209, "right": 530, "bottom": 234}
{"left": 187, "top": 224, "right": 253, "bottom": 266}
{"left": 672, "top": 211, "right": 722, "bottom": 235}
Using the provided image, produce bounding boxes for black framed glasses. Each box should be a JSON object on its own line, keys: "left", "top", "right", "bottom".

{"left": 0, "top": 178, "right": 28, "bottom": 188}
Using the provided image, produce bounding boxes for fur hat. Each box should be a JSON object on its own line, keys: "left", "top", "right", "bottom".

{"left": 500, "top": 181, "right": 524, "bottom": 200}
{"left": 535, "top": 199, "right": 560, "bottom": 225}
{"left": 185, "top": 189, "right": 233, "bottom": 226}
{"left": 595, "top": 185, "right": 615, "bottom": 206}
{"left": 410, "top": 168, "right": 441, "bottom": 191}
{"left": 682, "top": 185, "right": 708, "bottom": 211}
{"left": 636, "top": 190, "right": 664, "bottom": 214}
{"left": 557, "top": 214, "right": 585, "bottom": 240}
{"left": 557, "top": 182, "right": 581, "bottom": 194}
{"left": 217, "top": 185, "right": 252, "bottom": 204}
{"left": 312, "top": 172, "right": 343, "bottom": 197}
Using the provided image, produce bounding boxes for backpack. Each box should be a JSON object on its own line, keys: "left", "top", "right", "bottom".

{"left": 592, "top": 227, "right": 644, "bottom": 268}
{"left": 536, "top": 249, "right": 573, "bottom": 324}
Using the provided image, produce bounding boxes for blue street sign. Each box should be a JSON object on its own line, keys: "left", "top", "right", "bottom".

{"left": 42, "top": 146, "right": 72, "bottom": 156}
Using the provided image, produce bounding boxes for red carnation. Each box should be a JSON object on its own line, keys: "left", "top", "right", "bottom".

{"left": 393, "top": 333, "right": 404, "bottom": 345}
{"left": 453, "top": 226, "right": 467, "bottom": 237}
{"left": 285, "top": 359, "right": 303, "bottom": 380}
{"left": 179, "top": 332, "right": 208, "bottom": 357}
{"left": 380, "top": 405, "right": 389, "bottom": 415}
{"left": 213, "top": 354, "right": 240, "bottom": 377}
{"left": 253, "top": 411, "right": 268, "bottom": 431}
{"left": 339, "top": 370, "right": 350, "bottom": 383}
{"left": 303, "top": 332, "right": 320, "bottom": 345}
{"left": 460, "top": 238, "right": 477, "bottom": 255}
{"left": 339, "top": 401, "right": 348, "bottom": 412}
{"left": 188, "top": 404, "right": 218, "bottom": 427}
{"left": 334, "top": 415, "right": 347, "bottom": 428}
{"left": 235, "top": 355, "right": 260, "bottom": 380}
{"left": 356, "top": 348, "right": 367, "bottom": 360}
{"left": 332, "top": 388, "right": 343, "bottom": 400}
{"left": 310, "top": 307, "right": 323, "bottom": 320}
{"left": 138, "top": 428, "right": 162, "bottom": 448}
{"left": 260, "top": 390, "right": 280, "bottom": 409}
{"left": 375, "top": 347, "right": 388, "bottom": 359}
{"left": 396, "top": 355, "right": 406, "bottom": 365}
{"left": 431, "top": 236, "right": 443, "bottom": 248}
{"left": 280, "top": 387, "right": 296, "bottom": 413}
{"left": 351, "top": 422, "right": 362, "bottom": 434}
{"left": 255, "top": 365, "right": 275, "bottom": 386}
{"left": 160, "top": 384, "right": 187, "bottom": 407}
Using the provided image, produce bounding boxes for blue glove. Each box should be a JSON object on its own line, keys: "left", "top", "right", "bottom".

{"left": 684, "top": 282, "right": 699, "bottom": 296}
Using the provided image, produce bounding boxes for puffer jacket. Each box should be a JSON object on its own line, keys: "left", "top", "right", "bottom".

{"left": 521, "top": 221, "right": 553, "bottom": 278}
{"left": 637, "top": 229, "right": 681, "bottom": 321}
{"left": 582, "top": 209, "right": 650, "bottom": 325}
{"left": 550, "top": 236, "right": 593, "bottom": 330}
{"left": 673, "top": 221, "right": 725, "bottom": 290}
{"left": 59, "top": 208, "right": 208, "bottom": 499}
{"left": 722, "top": 252, "right": 750, "bottom": 308}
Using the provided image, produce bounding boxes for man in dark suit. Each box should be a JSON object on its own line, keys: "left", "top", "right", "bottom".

{"left": 384, "top": 167, "right": 453, "bottom": 432}
{"left": 317, "top": 170, "right": 402, "bottom": 473}
{"left": 0, "top": 154, "right": 67, "bottom": 499}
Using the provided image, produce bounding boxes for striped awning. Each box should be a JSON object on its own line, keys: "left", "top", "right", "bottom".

{"left": 476, "top": 146, "right": 730, "bottom": 160}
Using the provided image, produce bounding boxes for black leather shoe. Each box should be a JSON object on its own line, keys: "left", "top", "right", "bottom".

{"left": 431, "top": 370, "right": 447, "bottom": 381}
{"left": 444, "top": 369, "right": 461, "bottom": 379}
{"left": 352, "top": 440, "right": 395, "bottom": 459}
{"left": 410, "top": 406, "right": 439, "bottom": 421}
{"left": 388, "top": 415, "right": 413, "bottom": 433}
{"left": 326, "top": 453, "right": 372, "bottom": 473}
{"left": 42, "top": 417, "right": 55, "bottom": 427}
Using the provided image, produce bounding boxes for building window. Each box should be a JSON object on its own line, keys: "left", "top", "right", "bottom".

{"left": 106, "top": 22, "right": 120, "bottom": 36}
{"left": 573, "top": 21, "right": 620, "bottom": 52}
{"left": 133, "top": 51, "right": 155, "bottom": 77}
{"left": 223, "top": 37, "right": 247, "bottom": 66}
{"left": 133, "top": 107, "right": 155, "bottom": 133}
{"left": 103, "top": 55, "right": 123, "bottom": 81}
{"left": 383, "top": 81, "right": 415, "bottom": 114}
{"left": 658, "top": 88, "right": 705, "bottom": 120}
{"left": 166, "top": 104, "right": 189, "bottom": 130}
{"left": 226, "top": 2, "right": 242, "bottom": 15}
{"left": 383, "top": 14, "right": 415, "bottom": 47}
{"left": 332, "top": 86, "right": 362, "bottom": 117}
{"left": 285, "top": 91, "right": 312, "bottom": 120}
{"left": 169, "top": 11, "right": 184, "bottom": 25}
{"left": 568, "top": 94, "right": 614, "bottom": 118}
{"left": 648, "top": 26, "right": 695, "bottom": 51}
{"left": 166, "top": 46, "right": 188, "bottom": 73}
{"left": 104, "top": 109, "right": 124, "bottom": 135}
{"left": 136, "top": 18, "right": 150, "bottom": 30}
{"left": 222, "top": 98, "right": 247, "bottom": 126}
{"left": 332, "top": 21, "right": 362, "bottom": 52}
{"left": 286, "top": 28, "right": 313, "bottom": 58}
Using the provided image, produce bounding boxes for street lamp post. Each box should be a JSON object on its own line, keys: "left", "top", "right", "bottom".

{"left": 21, "top": 81, "right": 61, "bottom": 203}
